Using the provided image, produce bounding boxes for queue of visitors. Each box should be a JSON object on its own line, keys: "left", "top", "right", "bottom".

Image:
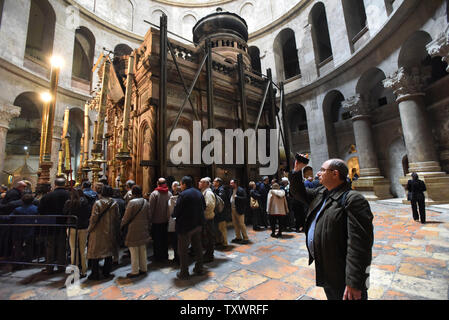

{"left": 0, "top": 159, "right": 380, "bottom": 300}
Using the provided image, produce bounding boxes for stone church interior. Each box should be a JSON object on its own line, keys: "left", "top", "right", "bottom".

{"left": 0, "top": 0, "right": 449, "bottom": 301}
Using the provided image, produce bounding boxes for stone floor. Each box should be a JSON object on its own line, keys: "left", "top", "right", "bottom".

{"left": 0, "top": 201, "right": 448, "bottom": 300}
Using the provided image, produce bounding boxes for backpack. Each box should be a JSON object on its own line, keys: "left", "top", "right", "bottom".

{"left": 214, "top": 193, "right": 225, "bottom": 214}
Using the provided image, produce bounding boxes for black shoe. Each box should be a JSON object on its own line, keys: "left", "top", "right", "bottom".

{"left": 253, "top": 227, "right": 261, "bottom": 231}
{"left": 139, "top": 271, "right": 147, "bottom": 276}
{"left": 79, "top": 273, "right": 87, "bottom": 279}
{"left": 203, "top": 256, "right": 214, "bottom": 263}
{"left": 176, "top": 272, "right": 189, "bottom": 280}
{"left": 240, "top": 239, "right": 250, "bottom": 244}
{"left": 275, "top": 233, "right": 282, "bottom": 238}
{"left": 231, "top": 238, "right": 242, "bottom": 244}
{"left": 193, "top": 268, "right": 205, "bottom": 276}
{"left": 103, "top": 273, "right": 114, "bottom": 280}
{"left": 270, "top": 232, "right": 276, "bottom": 238}
{"left": 88, "top": 274, "right": 100, "bottom": 281}
{"left": 126, "top": 272, "right": 140, "bottom": 278}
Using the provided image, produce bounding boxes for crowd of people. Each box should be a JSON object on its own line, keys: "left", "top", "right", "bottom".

{"left": 0, "top": 171, "right": 321, "bottom": 280}
{"left": 0, "top": 156, "right": 385, "bottom": 300}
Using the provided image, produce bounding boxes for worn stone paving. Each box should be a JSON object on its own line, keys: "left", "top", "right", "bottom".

{"left": 0, "top": 201, "right": 448, "bottom": 300}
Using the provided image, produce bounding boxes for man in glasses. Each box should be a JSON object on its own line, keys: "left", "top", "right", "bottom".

{"left": 289, "top": 156, "right": 374, "bottom": 300}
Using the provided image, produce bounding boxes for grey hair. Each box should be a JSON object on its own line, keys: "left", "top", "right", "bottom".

{"left": 327, "top": 159, "right": 349, "bottom": 182}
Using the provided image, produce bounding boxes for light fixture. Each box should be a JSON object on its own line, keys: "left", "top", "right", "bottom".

{"left": 40, "top": 92, "right": 52, "bottom": 103}
{"left": 50, "top": 55, "right": 64, "bottom": 69}
{"left": 24, "top": 146, "right": 28, "bottom": 151}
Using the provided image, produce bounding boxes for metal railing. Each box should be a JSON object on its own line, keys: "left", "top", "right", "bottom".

{"left": 0, "top": 215, "right": 79, "bottom": 269}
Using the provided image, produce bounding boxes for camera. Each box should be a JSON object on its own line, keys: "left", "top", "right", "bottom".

{"left": 295, "top": 153, "right": 309, "bottom": 165}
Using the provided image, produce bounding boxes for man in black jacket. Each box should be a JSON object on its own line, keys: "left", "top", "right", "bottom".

{"left": 173, "top": 176, "right": 206, "bottom": 280}
{"left": 38, "top": 178, "right": 70, "bottom": 274}
{"left": 407, "top": 172, "right": 427, "bottom": 224}
{"left": 229, "top": 179, "right": 249, "bottom": 244}
{"left": 289, "top": 156, "right": 373, "bottom": 300}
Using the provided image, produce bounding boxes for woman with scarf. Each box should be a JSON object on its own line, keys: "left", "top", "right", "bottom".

{"left": 148, "top": 178, "right": 172, "bottom": 262}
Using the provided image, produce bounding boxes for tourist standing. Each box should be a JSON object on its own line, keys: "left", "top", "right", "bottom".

{"left": 121, "top": 185, "right": 150, "bottom": 278}
{"left": 38, "top": 178, "right": 70, "bottom": 274}
{"left": 63, "top": 188, "right": 90, "bottom": 278}
{"left": 172, "top": 176, "right": 205, "bottom": 280}
{"left": 230, "top": 179, "right": 249, "bottom": 244}
{"left": 267, "top": 183, "right": 289, "bottom": 238}
{"left": 289, "top": 156, "right": 373, "bottom": 300}
{"left": 407, "top": 172, "right": 427, "bottom": 224}
{"left": 148, "top": 178, "right": 172, "bottom": 262}
{"left": 199, "top": 178, "right": 216, "bottom": 263}
{"left": 87, "top": 185, "right": 120, "bottom": 281}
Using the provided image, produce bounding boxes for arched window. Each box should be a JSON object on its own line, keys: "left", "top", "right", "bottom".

{"left": 310, "top": 2, "right": 333, "bottom": 65}
{"left": 356, "top": 68, "right": 395, "bottom": 108}
{"left": 25, "top": 0, "right": 56, "bottom": 65}
{"left": 342, "top": 0, "right": 367, "bottom": 48}
{"left": 248, "top": 46, "right": 261, "bottom": 74}
{"left": 323, "top": 90, "right": 346, "bottom": 158}
{"left": 7, "top": 92, "right": 42, "bottom": 156}
{"left": 274, "top": 29, "right": 301, "bottom": 81}
{"left": 288, "top": 105, "right": 308, "bottom": 132}
{"left": 72, "top": 27, "right": 95, "bottom": 84}
{"left": 113, "top": 44, "right": 133, "bottom": 81}
{"left": 182, "top": 14, "right": 197, "bottom": 41}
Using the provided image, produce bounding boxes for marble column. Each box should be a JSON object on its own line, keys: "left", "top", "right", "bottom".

{"left": 384, "top": 67, "right": 449, "bottom": 203}
{"left": 0, "top": 104, "right": 21, "bottom": 182}
{"left": 343, "top": 95, "right": 391, "bottom": 200}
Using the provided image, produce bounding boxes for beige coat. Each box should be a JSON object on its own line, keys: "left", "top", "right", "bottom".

{"left": 87, "top": 198, "right": 120, "bottom": 259}
{"left": 120, "top": 197, "right": 151, "bottom": 247}
{"left": 267, "top": 189, "right": 289, "bottom": 216}
{"left": 202, "top": 188, "right": 216, "bottom": 220}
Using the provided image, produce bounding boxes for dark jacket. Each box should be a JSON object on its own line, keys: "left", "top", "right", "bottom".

{"left": 83, "top": 188, "right": 98, "bottom": 215}
{"left": 257, "top": 183, "right": 270, "bottom": 208}
{"left": 231, "top": 186, "right": 247, "bottom": 215}
{"left": 0, "top": 188, "right": 23, "bottom": 215}
{"left": 112, "top": 197, "right": 126, "bottom": 219}
{"left": 289, "top": 170, "right": 374, "bottom": 291}
{"left": 173, "top": 187, "right": 206, "bottom": 234}
{"left": 38, "top": 187, "right": 71, "bottom": 229}
{"left": 10, "top": 204, "right": 38, "bottom": 239}
{"left": 214, "top": 185, "right": 230, "bottom": 222}
{"left": 407, "top": 179, "right": 426, "bottom": 201}
{"left": 63, "top": 196, "right": 91, "bottom": 229}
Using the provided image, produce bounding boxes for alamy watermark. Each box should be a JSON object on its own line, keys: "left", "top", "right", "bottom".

{"left": 169, "top": 121, "right": 279, "bottom": 176}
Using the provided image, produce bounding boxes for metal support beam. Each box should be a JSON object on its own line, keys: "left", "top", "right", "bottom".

{"left": 167, "top": 40, "right": 200, "bottom": 121}
{"left": 254, "top": 81, "right": 270, "bottom": 132}
{"left": 167, "top": 52, "right": 208, "bottom": 140}
{"left": 206, "top": 39, "right": 216, "bottom": 179}
{"left": 238, "top": 53, "right": 249, "bottom": 186}
{"left": 267, "top": 68, "right": 279, "bottom": 179}
{"left": 279, "top": 82, "right": 291, "bottom": 172}
{"left": 159, "top": 14, "right": 168, "bottom": 178}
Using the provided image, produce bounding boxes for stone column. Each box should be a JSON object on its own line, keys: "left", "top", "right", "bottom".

{"left": 343, "top": 95, "right": 391, "bottom": 200}
{"left": 427, "top": 27, "right": 449, "bottom": 173}
{"left": 0, "top": 104, "right": 21, "bottom": 182}
{"left": 384, "top": 67, "right": 449, "bottom": 204}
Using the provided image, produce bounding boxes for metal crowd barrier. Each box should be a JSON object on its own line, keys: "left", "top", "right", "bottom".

{"left": 0, "top": 215, "right": 79, "bottom": 269}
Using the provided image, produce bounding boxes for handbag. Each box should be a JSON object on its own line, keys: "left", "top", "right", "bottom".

{"left": 250, "top": 196, "right": 259, "bottom": 209}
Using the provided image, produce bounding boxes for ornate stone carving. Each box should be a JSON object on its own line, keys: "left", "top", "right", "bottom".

{"left": 426, "top": 26, "right": 449, "bottom": 72}
{"left": 0, "top": 104, "right": 21, "bottom": 129}
{"left": 342, "top": 94, "right": 370, "bottom": 118}
{"left": 383, "top": 67, "right": 431, "bottom": 102}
